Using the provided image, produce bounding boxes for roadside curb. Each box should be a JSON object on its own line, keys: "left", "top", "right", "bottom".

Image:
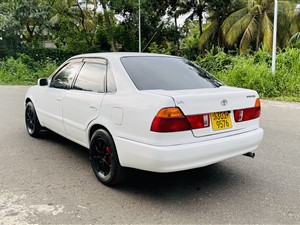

{"left": 262, "top": 100, "right": 300, "bottom": 109}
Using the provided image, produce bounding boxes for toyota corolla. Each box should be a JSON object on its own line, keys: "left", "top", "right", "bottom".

{"left": 25, "top": 53, "right": 264, "bottom": 185}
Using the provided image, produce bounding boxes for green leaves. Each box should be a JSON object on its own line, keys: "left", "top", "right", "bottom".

{"left": 0, "top": 0, "right": 52, "bottom": 49}
{"left": 239, "top": 16, "right": 258, "bottom": 53}
{"left": 198, "top": 20, "right": 218, "bottom": 50}
{"left": 0, "top": 54, "right": 57, "bottom": 85}
{"left": 226, "top": 13, "right": 253, "bottom": 47}
{"left": 221, "top": 0, "right": 300, "bottom": 53}
{"left": 195, "top": 48, "right": 300, "bottom": 99}
{"left": 196, "top": 1, "right": 248, "bottom": 53}
{"left": 261, "top": 11, "right": 273, "bottom": 51}
{"left": 221, "top": 8, "right": 249, "bottom": 37}
{"left": 0, "top": 0, "right": 299, "bottom": 61}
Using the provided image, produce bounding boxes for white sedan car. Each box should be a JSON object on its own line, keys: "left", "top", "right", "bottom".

{"left": 25, "top": 53, "right": 263, "bottom": 185}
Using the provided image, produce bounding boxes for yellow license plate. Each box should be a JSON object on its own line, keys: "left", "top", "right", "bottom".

{"left": 211, "top": 111, "right": 232, "bottom": 131}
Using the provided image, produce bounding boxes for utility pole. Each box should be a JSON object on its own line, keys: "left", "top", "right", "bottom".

{"left": 271, "top": 0, "right": 278, "bottom": 73}
{"left": 138, "top": 0, "right": 141, "bottom": 53}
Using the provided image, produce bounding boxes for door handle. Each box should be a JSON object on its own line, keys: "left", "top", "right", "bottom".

{"left": 89, "top": 105, "right": 97, "bottom": 110}
{"left": 56, "top": 98, "right": 62, "bottom": 102}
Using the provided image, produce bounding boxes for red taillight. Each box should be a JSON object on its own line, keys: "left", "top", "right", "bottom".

{"left": 151, "top": 107, "right": 210, "bottom": 132}
{"left": 234, "top": 98, "right": 261, "bottom": 122}
{"left": 252, "top": 98, "right": 261, "bottom": 119}
{"left": 186, "top": 114, "right": 210, "bottom": 129}
{"left": 150, "top": 107, "right": 190, "bottom": 132}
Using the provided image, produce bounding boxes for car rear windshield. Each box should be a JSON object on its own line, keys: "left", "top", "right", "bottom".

{"left": 120, "top": 56, "right": 223, "bottom": 90}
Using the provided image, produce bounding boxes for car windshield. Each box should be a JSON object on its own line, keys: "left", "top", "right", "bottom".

{"left": 120, "top": 56, "right": 223, "bottom": 90}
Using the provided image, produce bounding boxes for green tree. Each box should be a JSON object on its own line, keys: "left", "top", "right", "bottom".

{"left": 180, "top": 21, "right": 200, "bottom": 60}
{"left": 164, "top": 0, "right": 188, "bottom": 54}
{"left": 180, "top": 0, "right": 208, "bottom": 36}
{"left": 0, "top": 1, "right": 20, "bottom": 55}
{"left": 221, "top": 0, "right": 299, "bottom": 53}
{"left": 98, "top": 0, "right": 117, "bottom": 51}
{"left": 0, "top": 0, "right": 51, "bottom": 47}
{"left": 111, "top": 0, "right": 168, "bottom": 52}
{"left": 50, "top": 0, "right": 99, "bottom": 52}
{"left": 289, "top": 32, "right": 300, "bottom": 48}
{"left": 198, "top": 0, "right": 246, "bottom": 51}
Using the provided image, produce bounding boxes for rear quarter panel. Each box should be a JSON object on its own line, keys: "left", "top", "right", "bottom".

{"left": 91, "top": 91, "right": 197, "bottom": 147}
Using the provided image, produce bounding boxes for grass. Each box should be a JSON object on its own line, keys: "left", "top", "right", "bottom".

{"left": 196, "top": 48, "right": 300, "bottom": 102}
{"left": 0, "top": 53, "right": 57, "bottom": 85}
{"left": 269, "top": 96, "right": 300, "bottom": 102}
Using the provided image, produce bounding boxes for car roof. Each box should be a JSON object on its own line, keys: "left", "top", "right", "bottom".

{"left": 70, "top": 52, "right": 179, "bottom": 60}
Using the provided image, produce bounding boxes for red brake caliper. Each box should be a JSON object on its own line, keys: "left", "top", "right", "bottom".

{"left": 105, "top": 147, "right": 112, "bottom": 164}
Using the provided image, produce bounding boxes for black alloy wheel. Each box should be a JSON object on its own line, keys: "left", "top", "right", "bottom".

{"left": 90, "top": 129, "right": 124, "bottom": 186}
{"left": 25, "top": 102, "right": 44, "bottom": 138}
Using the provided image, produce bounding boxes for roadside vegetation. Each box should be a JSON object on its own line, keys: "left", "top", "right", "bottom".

{"left": 0, "top": 54, "right": 57, "bottom": 85}
{"left": 0, "top": 0, "right": 300, "bottom": 101}
{"left": 1, "top": 48, "right": 299, "bottom": 101}
{"left": 197, "top": 48, "right": 300, "bottom": 101}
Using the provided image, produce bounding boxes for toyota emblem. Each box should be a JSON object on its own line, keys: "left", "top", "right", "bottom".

{"left": 221, "top": 99, "right": 228, "bottom": 106}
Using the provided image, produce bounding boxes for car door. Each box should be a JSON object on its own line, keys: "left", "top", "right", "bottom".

{"left": 62, "top": 58, "right": 107, "bottom": 145}
{"left": 38, "top": 61, "right": 82, "bottom": 135}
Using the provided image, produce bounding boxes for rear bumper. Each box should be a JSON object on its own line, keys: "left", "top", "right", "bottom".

{"left": 115, "top": 128, "right": 263, "bottom": 173}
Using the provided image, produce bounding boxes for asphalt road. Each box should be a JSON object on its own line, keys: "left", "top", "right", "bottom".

{"left": 0, "top": 85, "right": 299, "bottom": 224}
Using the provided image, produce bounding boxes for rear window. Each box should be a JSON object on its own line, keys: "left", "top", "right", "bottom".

{"left": 120, "top": 56, "right": 223, "bottom": 90}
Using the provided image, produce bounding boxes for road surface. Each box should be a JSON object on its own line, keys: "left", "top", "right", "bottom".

{"left": 0, "top": 86, "right": 299, "bottom": 224}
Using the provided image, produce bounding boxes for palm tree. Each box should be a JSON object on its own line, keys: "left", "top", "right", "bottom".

{"left": 99, "top": 0, "right": 117, "bottom": 51}
{"left": 289, "top": 32, "right": 300, "bottom": 46}
{"left": 221, "top": 0, "right": 299, "bottom": 53}
{"left": 180, "top": 0, "right": 208, "bottom": 36}
{"left": 198, "top": 0, "right": 246, "bottom": 51}
{"left": 166, "top": 0, "right": 188, "bottom": 54}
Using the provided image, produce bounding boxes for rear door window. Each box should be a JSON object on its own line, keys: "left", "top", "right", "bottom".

{"left": 73, "top": 62, "right": 106, "bottom": 93}
{"left": 120, "top": 56, "right": 223, "bottom": 90}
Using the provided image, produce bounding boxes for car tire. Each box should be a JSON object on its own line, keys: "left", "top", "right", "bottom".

{"left": 25, "top": 102, "right": 46, "bottom": 138}
{"left": 90, "top": 129, "right": 125, "bottom": 186}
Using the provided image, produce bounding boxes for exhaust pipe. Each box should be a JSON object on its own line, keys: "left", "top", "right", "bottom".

{"left": 244, "top": 152, "right": 255, "bottom": 158}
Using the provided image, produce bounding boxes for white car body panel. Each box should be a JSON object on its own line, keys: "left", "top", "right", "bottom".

{"left": 31, "top": 86, "right": 66, "bottom": 134}
{"left": 63, "top": 90, "right": 104, "bottom": 144}
{"left": 25, "top": 52, "right": 264, "bottom": 173}
{"left": 115, "top": 128, "right": 263, "bottom": 172}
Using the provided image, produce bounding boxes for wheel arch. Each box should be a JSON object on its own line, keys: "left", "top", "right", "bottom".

{"left": 88, "top": 124, "right": 113, "bottom": 144}
{"left": 89, "top": 123, "right": 125, "bottom": 185}
{"left": 25, "top": 97, "right": 32, "bottom": 104}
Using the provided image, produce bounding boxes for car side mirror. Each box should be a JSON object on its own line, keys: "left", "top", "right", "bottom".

{"left": 38, "top": 78, "right": 48, "bottom": 86}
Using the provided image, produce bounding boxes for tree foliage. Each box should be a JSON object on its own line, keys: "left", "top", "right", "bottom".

{"left": 221, "top": 0, "right": 300, "bottom": 53}
{"left": 198, "top": 0, "right": 246, "bottom": 51}
{"left": 0, "top": 0, "right": 300, "bottom": 59}
{"left": 0, "top": 0, "right": 51, "bottom": 56}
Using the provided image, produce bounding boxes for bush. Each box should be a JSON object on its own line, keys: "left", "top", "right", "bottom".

{"left": 195, "top": 48, "right": 300, "bottom": 100}
{"left": 216, "top": 56, "right": 278, "bottom": 98}
{"left": 275, "top": 48, "right": 300, "bottom": 96}
{"left": 0, "top": 46, "right": 75, "bottom": 65}
{"left": 0, "top": 48, "right": 299, "bottom": 101}
{"left": 0, "top": 54, "right": 58, "bottom": 85}
{"left": 196, "top": 48, "right": 234, "bottom": 72}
